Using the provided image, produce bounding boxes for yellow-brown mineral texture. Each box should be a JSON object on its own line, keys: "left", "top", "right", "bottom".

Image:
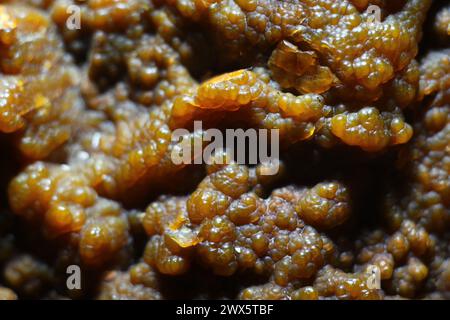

{"left": 0, "top": 0, "right": 448, "bottom": 300}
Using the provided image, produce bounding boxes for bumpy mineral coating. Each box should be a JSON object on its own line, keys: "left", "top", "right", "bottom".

{"left": 0, "top": 0, "right": 448, "bottom": 300}
{"left": 238, "top": 264, "right": 383, "bottom": 300}
{"left": 142, "top": 157, "right": 350, "bottom": 286}
{"left": 8, "top": 162, "right": 131, "bottom": 266}
{"left": 268, "top": 40, "right": 339, "bottom": 95}
{"left": 354, "top": 220, "right": 435, "bottom": 297}
{"left": 170, "top": 67, "right": 414, "bottom": 151}
{"left": 0, "top": 5, "right": 85, "bottom": 159}
{"left": 237, "top": 216, "right": 437, "bottom": 300}
{"left": 5, "top": 20, "right": 201, "bottom": 267}
{"left": 97, "top": 263, "right": 162, "bottom": 300}
{"left": 383, "top": 50, "right": 449, "bottom": 233}
{"left": 169, "top": 68, "right": 325, "bottom": 146}
{"left": 3, "top": 254, "right": 54, "bottom": 297}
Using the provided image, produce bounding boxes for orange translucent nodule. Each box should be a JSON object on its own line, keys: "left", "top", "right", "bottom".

{"left": 196, "top": 69, "right": 264, "bottom": 110}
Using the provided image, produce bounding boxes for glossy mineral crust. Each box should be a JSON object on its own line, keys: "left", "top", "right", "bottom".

{"left": 0, "top": 0, "right": 449, "bottom": 300}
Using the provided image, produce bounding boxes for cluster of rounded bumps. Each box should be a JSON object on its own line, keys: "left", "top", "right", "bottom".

{"left": 0, "top": 0, "right": 447, "bottom": 300}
